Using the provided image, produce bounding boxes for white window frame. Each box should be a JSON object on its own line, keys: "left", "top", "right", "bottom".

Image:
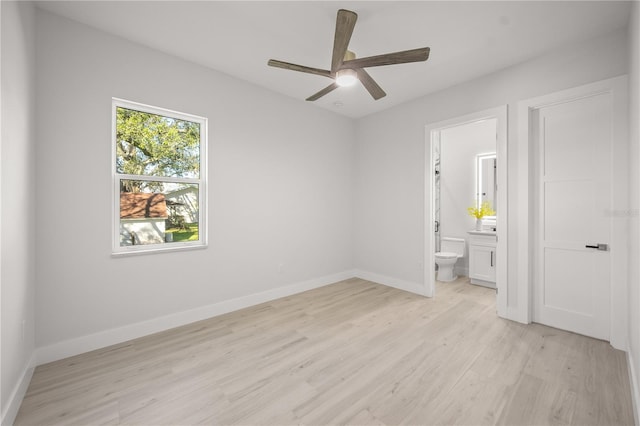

{"left": 112, "top": 98, "right": 207, "bottom": 255}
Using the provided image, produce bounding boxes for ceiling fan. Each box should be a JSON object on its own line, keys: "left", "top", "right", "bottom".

{"left": 267, "top": 9, "right": 430, "bottom": 102}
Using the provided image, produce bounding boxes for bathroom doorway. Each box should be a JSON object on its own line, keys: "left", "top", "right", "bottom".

{"left": 425, "top": 106, "right": 507, "bottom": 318}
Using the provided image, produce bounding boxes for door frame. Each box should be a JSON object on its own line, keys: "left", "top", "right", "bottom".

{"left": 424, "top": 105, "right": 508, "bottom": 319}
{"left": 517, "top": 76, "right": 628, "bottom": 349}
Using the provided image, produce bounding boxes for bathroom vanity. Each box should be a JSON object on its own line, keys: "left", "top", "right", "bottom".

{"left": 467, "top": 230, "right": 497, "bottom": 288}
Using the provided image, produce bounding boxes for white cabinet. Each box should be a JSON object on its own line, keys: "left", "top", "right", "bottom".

{"left": 467, "top": 232, "right": 497, "bottom": 288}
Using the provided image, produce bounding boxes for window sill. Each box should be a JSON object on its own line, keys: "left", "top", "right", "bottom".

{"left": 111, "top": 242, "right": 207, "bottom": 257}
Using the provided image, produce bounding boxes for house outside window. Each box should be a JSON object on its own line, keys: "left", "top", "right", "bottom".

{"left": 112, "top": 98, "right": 207, "bottom": 255}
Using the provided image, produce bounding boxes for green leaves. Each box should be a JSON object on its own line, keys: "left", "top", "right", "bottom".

{"left": 116, "top": 107, "right": 200, "bottom": 192}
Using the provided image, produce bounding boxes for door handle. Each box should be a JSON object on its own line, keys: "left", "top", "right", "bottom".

{"left": 490, "top": 251, "right": 494, "bottom": 267}
{"left": 585, "top": 243, "right": 609, "bottom": 251}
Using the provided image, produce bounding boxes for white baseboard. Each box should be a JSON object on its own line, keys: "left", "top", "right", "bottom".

{"left": 353, "top": 269, "right": 428, "bottom": 296}
{"left": 628, "top": 351, "right": 640, "bottom": 426}
{"left": 36, "top": 270, "right": 355, "bottom": 366}
{"left": 1, "top": 353, "right": 36, "bottom": 426}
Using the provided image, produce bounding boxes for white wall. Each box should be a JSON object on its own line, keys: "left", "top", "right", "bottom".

{"left": 440, "top": 119, "right": 496, "bottom": 275}
{"left": 354, "top": 28, "right": 628, "bottom": 309}
{"left": 1, "top": 1, "right": 37, "bottom": 424}
{"left": 34, "top": 10, "right": 355, "bottom": 360}
{"left": 627, "top": 1, "right": 640, "bottom": 421}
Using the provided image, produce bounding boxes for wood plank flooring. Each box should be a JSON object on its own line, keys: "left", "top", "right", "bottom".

{"left": 15, "top": 277, "right": 635, "bottom": 425}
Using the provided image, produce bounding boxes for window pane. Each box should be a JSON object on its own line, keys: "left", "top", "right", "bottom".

{"left": 116, "top": 107, "right": 200, "bottom": 178}
{"left": 119, "top": 180, "right": 199, "bottom": 247}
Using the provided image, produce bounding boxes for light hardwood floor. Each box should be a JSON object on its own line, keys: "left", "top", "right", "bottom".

{"left": 15, "top": 277, "right": 635, "bottom": 425}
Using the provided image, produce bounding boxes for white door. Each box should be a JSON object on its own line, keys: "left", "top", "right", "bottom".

{"left": 533, "top": 92, "right": 613, "bottom": 340}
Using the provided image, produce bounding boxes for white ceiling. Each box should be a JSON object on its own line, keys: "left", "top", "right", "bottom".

{"left": 35, "top": 1, "right": 631, "bottom": 118}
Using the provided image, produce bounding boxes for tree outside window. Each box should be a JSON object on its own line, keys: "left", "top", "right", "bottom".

{"left": 113, "top": 99, "right": 207, "bottom": 254}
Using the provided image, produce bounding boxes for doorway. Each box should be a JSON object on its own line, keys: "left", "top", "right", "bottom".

{"left": 425, "top": 106, "right": 508, "bottom": 318}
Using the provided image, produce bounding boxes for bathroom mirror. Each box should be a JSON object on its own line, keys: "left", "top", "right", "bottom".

{"left": 476, "top": 153, "right": 497, "bottom": 218}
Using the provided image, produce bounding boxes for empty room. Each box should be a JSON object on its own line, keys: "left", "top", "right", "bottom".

{"left": 2, "top": 1, "right": 640, "bottom": 425}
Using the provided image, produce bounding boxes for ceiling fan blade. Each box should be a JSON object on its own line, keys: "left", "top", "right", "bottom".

{"left": 342, "top": 47, "right": 430, "bottom": 69}
{"left": 356, "top": 69, "right": 386, "bottom": 100}
{"left": 306, "top": 82, "right": 339, "bottom": 101}
{"left": 331, "top": 9, "right": 358, "bottom": 73}
{"left": 268, "top": 59, "right": 332, "bottom": 79}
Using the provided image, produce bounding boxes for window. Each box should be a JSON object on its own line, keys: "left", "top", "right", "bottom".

{"left": 112, "top": 98, "right": 207, "bottom": 255}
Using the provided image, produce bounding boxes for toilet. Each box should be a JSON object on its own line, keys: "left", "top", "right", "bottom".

{"left": 435, "top": 237, "right": 465, "bottom": 282}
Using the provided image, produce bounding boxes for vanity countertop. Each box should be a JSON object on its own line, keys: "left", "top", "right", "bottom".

{"left": 467, "top": 230, "right": 497, "bottom": 236}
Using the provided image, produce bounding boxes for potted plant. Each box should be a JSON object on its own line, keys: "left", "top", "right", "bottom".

{"left": 468, "top": 201, "right": 495, "bottom": 231}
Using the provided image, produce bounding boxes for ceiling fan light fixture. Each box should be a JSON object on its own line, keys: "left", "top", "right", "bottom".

{"left": 335, "top": 68, "right": 358, "bottom": 87}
